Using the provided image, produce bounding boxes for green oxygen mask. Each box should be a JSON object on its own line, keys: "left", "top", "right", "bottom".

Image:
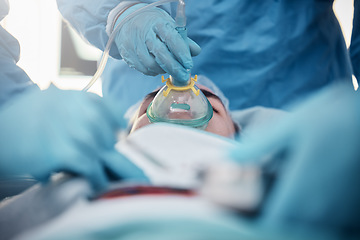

{"left": 146, "top": 75, "right": 213, "bottom": 129}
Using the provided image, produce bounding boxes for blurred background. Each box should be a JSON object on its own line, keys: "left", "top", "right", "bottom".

{"left": 1, "top": 0, "right": 102, "bottom": 95}
{"left": 1, "top": 0, "right": 358, "bottom": 97}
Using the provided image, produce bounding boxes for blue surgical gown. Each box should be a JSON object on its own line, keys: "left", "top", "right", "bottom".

{"left": 0, "top": 3, "right": 39, "bottom": 107}
{"left": 57, "top": 0, "right": 358, "bottom": 111}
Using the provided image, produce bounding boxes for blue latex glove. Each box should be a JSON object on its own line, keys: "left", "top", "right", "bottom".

{"left": 0, "top": 86, "right": 148, "bottom": 190}
{"left": 114, "top": 3, "right": 201, "bottom": 83}
{"left": 230, "top": 83, "right": 360, "bottom": 234}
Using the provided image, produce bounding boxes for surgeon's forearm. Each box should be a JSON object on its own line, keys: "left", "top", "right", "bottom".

{"left": 56, "top": 0, "right": 122, "bottom": 57}
{"left": 0, "top": 26, "right": 40, "bottom": 107}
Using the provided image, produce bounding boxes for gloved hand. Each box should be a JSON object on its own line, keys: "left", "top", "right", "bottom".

{"left": 230, "top": 83, "right": 360, "bottom": 232}
{"left": 114, "top": 3, "right": 201, "bottom": 83}
{"left": 0, "top": 86, "right": 148, "bottom": 190}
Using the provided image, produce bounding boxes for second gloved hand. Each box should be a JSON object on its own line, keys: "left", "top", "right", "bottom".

{"left": 229, "top": 83, "right": 360, "bottom": 232}
{"left": 0, "top": 86, "right": 148, "bottom": 190}
{"left": 114, "top": 3, "right": 201, "bottom": 83}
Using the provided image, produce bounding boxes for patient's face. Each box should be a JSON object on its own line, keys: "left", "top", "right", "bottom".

{"left": 130, "top": 85, "right": 237, "bottom": 138}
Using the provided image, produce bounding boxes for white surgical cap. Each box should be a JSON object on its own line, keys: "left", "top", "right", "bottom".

{"left": 195, "top": 75, "right": 230, "bottom": 111}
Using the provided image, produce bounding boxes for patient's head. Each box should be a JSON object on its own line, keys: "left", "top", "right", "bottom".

{"left": 129, "top": 84, "right": 240, "bottom": 138}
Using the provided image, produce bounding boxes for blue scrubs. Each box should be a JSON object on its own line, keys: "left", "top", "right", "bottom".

{"left": 0, "top": 2, "right": 39, "bottom": 107}
{"left": 57, "top": 0, "right": 357, "bottom": 111}
{"left": 350, "top": 0, "right": 360, "bottom": 79}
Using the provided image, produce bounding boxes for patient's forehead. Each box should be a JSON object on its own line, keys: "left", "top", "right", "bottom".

{"left": 197, "top": 84, "right": 213, "bottom": 92}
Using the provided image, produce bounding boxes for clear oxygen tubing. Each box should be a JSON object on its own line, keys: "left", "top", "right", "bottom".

{"left": 82, "top": 0, "right": 187, "bottom": 92}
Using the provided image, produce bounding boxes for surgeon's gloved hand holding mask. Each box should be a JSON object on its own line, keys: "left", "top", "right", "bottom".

{"left": 113, "top": 3, "right": 201, "bottom": 83}
{"left": 0, "top": 86, "right": 148, "bottom": 190}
